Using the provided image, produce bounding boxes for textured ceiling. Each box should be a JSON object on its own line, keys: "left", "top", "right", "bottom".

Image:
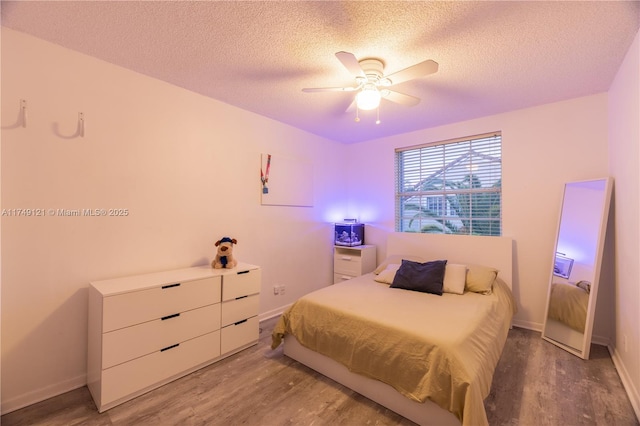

{"left": 2, "top": 1, "right": 639, "bottom": 144}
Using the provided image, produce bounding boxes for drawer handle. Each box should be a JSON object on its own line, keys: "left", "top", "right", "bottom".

{"left": 237, "top": 270, "right": 250, "bottom": 275}
{"left": 162, "top": 283, "right": 181, "bottom": 289}
{"left": 235, "top": 295, "right": 248, "bottom": 300}
{"left": 234, "top": 319, "right": 248, "bottom": 326}
{"left": 341, "top": 256, "right": 352, "bottom": 261}
{"left": 161, "top": 313, "right": 180, "bottom": 321}
{"left": 161, "top": 343, "right": 180, "bottom": 352}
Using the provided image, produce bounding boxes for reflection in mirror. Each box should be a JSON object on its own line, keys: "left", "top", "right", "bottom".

{"left": 542, "top": 178, "right": 613, "bottom": 359}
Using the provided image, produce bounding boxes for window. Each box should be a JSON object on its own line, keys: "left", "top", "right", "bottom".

{"left": 395, "top": 132, "right": 502, "bottom": 236}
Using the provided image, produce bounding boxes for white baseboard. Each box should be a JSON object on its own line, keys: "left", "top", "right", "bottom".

{"left": 503, "top": 321, "right": 634, "bottom": 420}
{"left": 495, "top": 321, "right": 636, "bottom": 421}
{"left": 258, "top": 303, "right": 291, "bottom": 322}
{"left": 8, "top": 314, "right": 630, "bottom": 424}
{"left": 609, "top": 346, "right": 640, "bottom": 422}
{"left": 1, "top": 374, "right": 86, "bottom": 415}
{"left": 2, "top": 309, "right": 291, "bottom": 416}
{"left": 511, "top": 319, "right": 542, "bottom": 332}
{"left": 591, "top": 333, "right": 610, "bottom": 347}
{"left": 510, "top": 320, "right": 610, "bottom": 347}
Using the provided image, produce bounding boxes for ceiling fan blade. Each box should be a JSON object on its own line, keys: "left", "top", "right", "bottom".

{"left": 302, "top": 86, "right": 359, "bottom": 93}
{"left": 335, "top": 51, "right": 366, "bottom": 78}
{"left": 382, "top": 90, "right": 421, "bottom": 106}
{"left": 384, "top": 60, "right": 438, "bottom": 86}
{"left": 345, "top": 98, "right": 357, "bottom": 113}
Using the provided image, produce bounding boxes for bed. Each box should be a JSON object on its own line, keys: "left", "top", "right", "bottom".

{"left": 547, "top": 282, "right": 589, "bottom": 333}
{"left": 272, "top": 232, "right": 515, "bottom": 426}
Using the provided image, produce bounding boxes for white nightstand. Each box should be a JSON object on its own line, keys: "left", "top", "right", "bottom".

{"left": 333, "top": 245, "right": 376, "bottom": 284}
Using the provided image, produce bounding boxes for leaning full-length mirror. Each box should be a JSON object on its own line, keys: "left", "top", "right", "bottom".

{"left": 542, "top": 178, "right": 613, "bottom": 359}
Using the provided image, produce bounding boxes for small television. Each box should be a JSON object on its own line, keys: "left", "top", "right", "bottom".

{"left": 553, "top": 253, "right": 574, "bottom": 279}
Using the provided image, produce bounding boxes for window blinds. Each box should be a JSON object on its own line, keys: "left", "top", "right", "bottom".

{"left": 395, "top": 132, "right": 502, "bottom": 236}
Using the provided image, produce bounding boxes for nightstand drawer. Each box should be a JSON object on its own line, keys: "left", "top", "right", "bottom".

{"left": 333, "top": 254, "right": 363, "bottom": 276}
{"left": 221, "top": 294, "right": 259, "bottom": 327}
{"left": 103, "top": 276, "right": 221, "bottom": 332}
{"left": 220, "top": 316, "right": 258, "bottom": 355}
{"left": 102, "top": 303, "right": 221, "bottom": 369}
{"left": 333, "top": 273, "right": 356, "bottom": 284}
{"left": 333, "top": 245, "right": 376, "bottom": 283}
{"left": 222, "top": 269, "right": 261, "bottom": 301}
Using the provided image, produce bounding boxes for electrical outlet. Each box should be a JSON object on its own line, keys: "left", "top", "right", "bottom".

{"left": 279, "top": 285, "right": 286, "bottom": 295}
{"left": 273, "top": 286, "right": 279, "bottom": 295}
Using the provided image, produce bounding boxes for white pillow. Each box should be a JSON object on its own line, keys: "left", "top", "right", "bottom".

{"left": 443, "top": 264, "right": 467, "bottom": 294}
{"left": 373, "top": 255, "right": 425, "bottom": 274}
{"left": 374, "top": 263, "right": 401, "bottom": 284}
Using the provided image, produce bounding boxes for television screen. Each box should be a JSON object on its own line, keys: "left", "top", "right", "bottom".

{"left": 553, "top": 253, "right": 574, "bottom": 279}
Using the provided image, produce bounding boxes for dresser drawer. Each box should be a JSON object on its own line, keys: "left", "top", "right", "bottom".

{"left": 222, "top": 269, "right": 261, "bottom": 301}
{"left": 101, "top": 330, "right": 221, "bottom": 407}
{"left": 220, "top": 316, "right": 258, "bottom": 355}
{"left": 221, "top": 294, "right": 259, "bottom": 327}
{"left": 103, "top": 276, "right": 221, "bottom": 332}
{"left": 102, "top": 303, "right": 221, "bottom": 369}
{"left": 333, "top": 253, "right": 362, "bottom": 276}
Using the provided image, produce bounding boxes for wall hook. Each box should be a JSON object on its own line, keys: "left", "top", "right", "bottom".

{"left": 21, "top": 99, "right": 27, "bottom": 128}
{"left": 78, "top": 112, "right": 85, "bottom": 137}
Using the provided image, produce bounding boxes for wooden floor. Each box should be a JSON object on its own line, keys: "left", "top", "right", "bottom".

{"left": 2, "top": 317, "right": 638, "bottom": 426}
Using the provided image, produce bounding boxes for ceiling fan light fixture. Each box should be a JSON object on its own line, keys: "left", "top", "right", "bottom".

{"left": 356, "top": 84, "right": 381, "bottom": 110}
{"left": 303, "top": 51, "right": 437, "bottom": 120}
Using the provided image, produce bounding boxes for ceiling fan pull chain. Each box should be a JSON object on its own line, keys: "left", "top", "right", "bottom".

{"left": 354, "top": 105, "right": 360, "bottom": 123}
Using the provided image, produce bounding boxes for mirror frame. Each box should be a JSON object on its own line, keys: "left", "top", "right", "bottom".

{"left": 542, "top": 177, "right": 613, "bottom": 359}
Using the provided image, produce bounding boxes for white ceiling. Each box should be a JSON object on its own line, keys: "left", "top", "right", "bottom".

{"left": 2, "top": 1, "right": 639, "bottom": 144}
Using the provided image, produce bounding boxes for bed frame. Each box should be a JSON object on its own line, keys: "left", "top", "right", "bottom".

{"left": 283, "top": 232, "right": 514, "bottom": 426}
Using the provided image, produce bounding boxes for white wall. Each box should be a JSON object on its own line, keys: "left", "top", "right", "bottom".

{"left": 608, "top": 29, "right": 640, "bottom": 418}
{"left": 345, "top": 94, "right": 610, "bottom": 332}
{"left": 0, "top": 28, "right": 348, "bottom": 413}
{"left": 2, "top": 24, "right": 638, "bottom": 419}
{"left": 0, "top": 22, "right": 3, "bottom": 414}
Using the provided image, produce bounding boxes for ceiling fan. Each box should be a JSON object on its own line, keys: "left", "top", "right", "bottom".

{"left": 302, "top": 51, "right": 438, "bottom": 115}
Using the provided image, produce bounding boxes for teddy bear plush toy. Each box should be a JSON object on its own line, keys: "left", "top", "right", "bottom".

{"left": 212, "top": 237, "right": 238, "bottom": 269}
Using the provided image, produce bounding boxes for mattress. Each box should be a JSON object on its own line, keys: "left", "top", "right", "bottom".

{"left": 272, "top": 273, "right": 516, "bottom": 426}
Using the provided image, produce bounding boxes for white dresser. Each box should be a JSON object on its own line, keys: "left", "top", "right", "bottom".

{"left": 87, "top": 263, "right": 260, "bottom": 412}
{"left": 333, "top": 245, "right": 376, "bottom": 284}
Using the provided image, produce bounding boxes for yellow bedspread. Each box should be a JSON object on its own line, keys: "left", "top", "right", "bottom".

{"left": 548, "top": 282, "right": 588, "bottom": 333}
{"left": 272, "top": 274, "right": 515, "bottom": 426}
